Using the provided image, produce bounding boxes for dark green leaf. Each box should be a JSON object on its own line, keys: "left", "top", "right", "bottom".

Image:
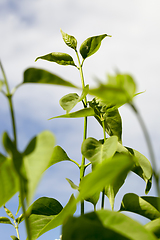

{"left": 48, "top": 146, "right": 71, "bottom": 168}
{"left": 23, "top": 131, "right": 55, "bottom": 204}
{"left": 62, "top": 210, "right": 157, "bottom": 240}
{"left": 80, "top": 34, "right": 111, "bottom": 59}
{"left": 0, "top": 217, "right": 13, "bottom": 225}
{"left": 89, "top": 98, "right": 122, "bottom": 141}
{"left": 11, "top": 236, "right": 19, "bottom": 240}
{"left": 0, "top": 154, "right": 19, "bottom": 207}
{"left": 81, "top": 136, "right": 118, "bottom": 165}
{"left": 28, "top": 195, "right": 76, "bottom": 240}
{"left": 49, "top": 107, "right": 95, "bottom": 120}
{"left": 23, "top": 68, "right": 77, "bottom": 88}
{"left": 66, "top": 178, "right": 79, "bottom": 190}
{"left": 35, "top": 52, "right": 76, "bottom": 67}
{"left": 60, "top": 29, "right": 77, "bottom": 50}
{"left": 145, "top": 218, "right": 160, "bottom": 238}
{"left": 120, "top": 193, "right": 160, "bottom": 220}
{"left": 78, "top": 154, "right": 134, "bottom": 202}
{"left": 84, "top": 191, "right": 100, "bottom": 207}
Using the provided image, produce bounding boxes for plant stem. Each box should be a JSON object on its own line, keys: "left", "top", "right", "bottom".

{"left": 0, "top": 61, "right": 17, "bottom": 147}
{"left": 130, "top": 103, "right": 160, "bottom": 198}
{"left": 76, "top": 50, "right": 87, "bottom": 214}
{"left": 101, "top": 120, "right": 106, "bottom": 209}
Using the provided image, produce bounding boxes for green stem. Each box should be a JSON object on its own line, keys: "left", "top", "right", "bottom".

{"left": 14, "top": 222, "right": 20, "bottom": 239}
{"left": 130, "top": 103, "right": 160, "bottom": 198}
{"left": 0, "top": 61, "right": 17, "bottom": 147}
{"left": 76, "top": 51, "right": 88, "bottom": 215}
{"left": 101, "top": 120, "right": 106, "bottom": 209}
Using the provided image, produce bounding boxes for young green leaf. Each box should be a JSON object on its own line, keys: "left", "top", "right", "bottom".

{"left": 145, "top": 218, "right": 160, "bottom": 239}
{"left": 35, "top": 52, "right": 76, "bottom": 67}
{"left": 62, "top": 210, "right": 157, "bottom": 240}
{"left": 4, "top": 206, "right": 15, "bottom": 220}
{"left": 49, "top": 107, "right": 95, "bottom": 120}
{"left": 66, "top": 178, "right": 79, "bottom": 190}
{"left": 120, "top": 193, "right": 160, "bottom": 220}
{"left": 23, "top": 68, "right": 77, "bottom": 88}
{"left": 0, "top": 217, "right": 13, "bottom": 225}
{"left": 11, "top": 236, "right": 19, "bottom": 240}
{"left": 48, "top": 146, "right": 71, "bottom": 167}
{"left": 60, "top": 29, "right": 77, "bottom": 50}
{"left": 80, "top": 34, "right": 111, "bottom": 60}
{"left": 81, "top": 136, "right": 118, "bottom": 165}
{"left": 0, "top": 80, "right": 3, "bottom": 91}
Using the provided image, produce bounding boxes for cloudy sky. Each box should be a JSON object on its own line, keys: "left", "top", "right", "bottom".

{"left": 0, "top": 0, "right": 160, "bottom": 239}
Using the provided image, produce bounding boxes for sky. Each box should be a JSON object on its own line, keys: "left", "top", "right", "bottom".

{"left": 0, "top": 0, "right": 160, "bottom": 239}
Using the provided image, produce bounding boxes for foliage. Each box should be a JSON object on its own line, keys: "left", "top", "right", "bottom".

{"left": 0, "top": 29, "right": 159, "bottom": 240}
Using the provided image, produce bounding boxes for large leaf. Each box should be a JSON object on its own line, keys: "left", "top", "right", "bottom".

{"left": 0, "top": 153, "right": 19, "bottom": 207}
{"left": 23, "top": 131, "right": 55, "bottom": 204}
{"left": 78, "top": 154, "right": 134, "bottom": 202}
{"left": 62, "top": 210, "right": 157, "bottom": 240}
{"left": 28, "top": 195, "right": 76, "bottom": 240}
{"left": 81, "top": 136, "right": 118, "bottom": 165}
{"left": 120, "top": 193, "right": 160, "bottom": 220}
{"left": 117, "top": 143, "right": 153, "bottom": 193}
{"left": 49, "top": 107, "right": 95, "bottom": 120}
{"left": 89, "top": 98, "right": 122, "bottom": 141}
{"left": 35, "top": 52, "right": 76, "bottom": 67}
{"left": 89, "top": 74, "right": 137, "bottom": 107}
{"left": 59, "top": 85, "right": 89, "bottom": 113}
{"left": 23, "top": 68, "right": 76, "bottom": 88}
{"left": 80, "top": 34, "right": 111, "bottom": 60}
{"left": 145, "top": 218, "right": 160, "bottom": 239}
{"left": 60, "top": 29, "right": 77, "bottom": 50}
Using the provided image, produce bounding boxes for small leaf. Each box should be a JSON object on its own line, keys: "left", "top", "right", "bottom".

{"left": 4, "top": 206, "right": 15, "bottom": 220}
{"left": 59, "top": 93, "right": 79, "bottom": 113}
{"left": 48, "top": 146, "right": 71, "bottom": 168}
{"left": 84, "top": 191, "right": 100, "bottom": 207}
{"left": 80, "top": 34, "right": 111, "bottom": 60}
{"left": 145, "top": 218, "right": 160, "bottom": 239}
{"left": 35, "top": 52, "right": 76, "bottom": 67}
{"left": 62, "top": 210, "right": 157, "bottom": 240}
{"left": 120, "top": 193, "right": 160, "bottom": 220}
{"left": 49, "top": 107, "right": 95, "bottom": 120}
{"left": 81, "top": 136, "right": 118, "bottom": 165}
{"left": 10, "top": 236, "right": 19, "bottom": 240}
{"left": 66, "top": 178, "right": 79, "bottom": 190}
{"left": 0, "top": 80, "right": 3, "bottom": 91}
{"left": 23, "top": 68, "right": 77, "bottom": 88}
{"left": 60, "top": 29, "right": 77, "bottom": 50}
{"left": 0, "top": 217, "right": 13, "bottom": 225}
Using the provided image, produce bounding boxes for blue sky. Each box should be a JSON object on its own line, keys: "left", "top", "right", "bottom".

{"left": 0, "top": 0, "right": 160, "bottom": 239}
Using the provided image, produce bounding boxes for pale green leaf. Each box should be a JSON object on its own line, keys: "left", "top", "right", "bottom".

{"left": 145, "top": 218, "right": 160, "bottom": 239}
{"left": 35, "top": 52, "right": 76, "bottom": 67}
{"left": 60, "top": 29, "right": 77, "bottom": 50}
{"left": 0, "top": 80, "right": 3, "bottom": 91}
{"left": 66, "top": 178, "right": 79, "bottom": 190}
{"left": 48, "top": 146, "right": 71, "bottom": 168}
{"left": 4, "top": 206, "right": 15, "bottom": 220}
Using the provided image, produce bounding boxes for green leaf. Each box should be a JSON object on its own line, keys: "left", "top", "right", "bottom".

{"left": 60, "top": 29, "right": 77, "bottom": 50}
{"left": 145, "top": 218, "right": 160, "bottom": 239}
{"left": 66, "top": 178, "right": 79, "bottom": 190}
{"left": 23, "top": 131, "right": 55, "bottom": 204}
{"left": 0, "top": 154, "right": 19, "bottom": 207}
{"left": 84, "top": 191, "right": 100, "bottom": 207}
{"left": 89, "top": 74, "right": 137, "bottom": 107}
{"left": 35, "top": 52, "right": 76, "bottom": 67}
{"left": 89, "top": 98, "right": 122, "bottom": 141}
{"left": 0, "top": 217, "right": 13, "bottom": 225}
{"left": 4, "top": 206, "right": 15, "bottom": 220}
{"left": 78, "top": 154, "right": 134, "bottom": 203}
{"left": 59, "top": 85, "right": 89, "bottom": 113}
{"left": 49, "top": 107, "right": 95, "bottom": 120}
{"left": 80, "top": 34, "right": 111, "bottom": 60}
{"left": 48, "top": 146, "right": 71, "bottom": 168}
{"left": 28, "top": 195, "right": 76, "bottom": 240}
{"left": 0, "top": 80, "right": 3, "bottom": 91}
{"left": 23, "top": 68, "right": 77, "bottom": 88}
{"left": 10, "top": 236, "right": 19, "bottom": 240}
{"left": 120, "top": 193, "right": 160, "bottom": 220}
{"left": 81, "top": 136, "right": 118, "bottom": 165}
{"left": 28, "top": 197, "right": 63, "bottom": 216}
{"left": 62, "top": 210, "right": 157, "bottom": 240}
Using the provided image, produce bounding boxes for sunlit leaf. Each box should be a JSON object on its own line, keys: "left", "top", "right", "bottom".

{"left": 78, "top": 154, "right": 134, "bottom": 202}
{"left": 35, "top": 52, "right": 76, "bottom": 67}
{"left": 0, "top": 217, "right": 13, "bottom": 225}
{"left": 23, "top": 68, "right": 77, "bottom": 88}
{"left": 23, "top": 131, "right": 55, "bottom": 204}
{"left": 66, "top": 178, "right": 79, "bottom": 190}
{"left": 62, "top": 210, "right": 157, "bottom": 240}
{"left": 48, "top": 146, "right": 71, "bottom": 168}
{"left": 81, "top": 136, "right": 118, "bottom": 165}
{"left": 4, "top": 206, "right": 15, "bottom": 220}
{"left": 145, "top": 218, "right": 160, "bottom": 239}
{"left": 49, "top": 107, "right": 95, "bottom": 120}
{"left": 120, "top": 193, "right": 160, "bottom": 220}
{"left": 28, "top": 195, "right": 76, "bottom": 240}
{"left": 80, "top": 34, "right": 111, "bottom": 59}
{"left": 60, "top": 29, "right": 77, "bottom": 50}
